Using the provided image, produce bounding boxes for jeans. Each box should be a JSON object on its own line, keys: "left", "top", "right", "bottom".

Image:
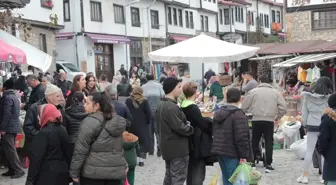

{"left": 164, "top": 155, "right": 189, "bottom": 185}
{"left": 186, "top": 157, "right": 206, "bottom": 185}
{"left": 150, "top": 110, "right": 160, "bottom": 153}
{"left": 218, "top": 156, "right": 239, "bottom": 185}
{"left": 252, "top": 121, "right": 274, "bottom": 165}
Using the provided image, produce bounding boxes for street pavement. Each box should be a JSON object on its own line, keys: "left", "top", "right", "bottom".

{"left": 0, "top": 150, "right": 322, "bottom": 185}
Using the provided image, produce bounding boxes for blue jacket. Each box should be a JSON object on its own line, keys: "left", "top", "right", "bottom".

{"left": 0, "top": 89, "right": 21, "bottom": 133}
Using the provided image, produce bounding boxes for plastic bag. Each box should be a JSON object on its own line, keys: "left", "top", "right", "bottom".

{"left": 229, "top": 163, "right": 250, "bottom": 185}
{"left": 282, "top": 121, "right": 301, "bottom": 138}
{"left": 290, "top": 138, "right": 307, "bottom": 159}
{"left": 209, "top": 172, "right": 219, "bottom": 185}
{"left": 273, "top": 132, "right": 284, "bottom": 144}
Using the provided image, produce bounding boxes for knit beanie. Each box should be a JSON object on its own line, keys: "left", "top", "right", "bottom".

{"left": 328, "top": 93, "right": 336, "bottom": 108}
{"left": 45, "top": 84, "right": 62, "bottom": 95}
{"left": 163, "top": 77, "right": 182, "bottom": 94}
{"left": 3, "top": 78, "right": 14, "bottom": 89}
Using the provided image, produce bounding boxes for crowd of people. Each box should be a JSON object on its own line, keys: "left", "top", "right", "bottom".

{"left": 0, "top": 64, "right": 334, "bottom": 185}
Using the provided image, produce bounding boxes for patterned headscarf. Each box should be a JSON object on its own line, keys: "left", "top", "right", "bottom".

{"left": 131, "top": 86, "right": 145, "bottom": 108}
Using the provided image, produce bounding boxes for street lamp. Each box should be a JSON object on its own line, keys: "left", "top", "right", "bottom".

{"left": 124, "top": 0, "right": 140, "bottom": 73}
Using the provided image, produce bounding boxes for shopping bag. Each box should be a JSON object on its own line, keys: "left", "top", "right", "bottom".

{"left": 123, "top": 177, "right": 130, "bottom": 185}
{"left": 229, "top": 163, "right": 250, "bottom": 185}
{"left": 290, "top": 138, "right": 307, "bottom": 159}
{"left": 282, "top": 121, "right": 301, "bottom": 138}
{"left": 209, "top": 172, "right": 219, "bottom": 185}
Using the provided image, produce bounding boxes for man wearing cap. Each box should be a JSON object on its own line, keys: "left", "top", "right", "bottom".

{"left": 156, "top": 77, "right": 194, "bottom": 185}
{"left": 23, "top": 84, "right": 65, "bottom": 160}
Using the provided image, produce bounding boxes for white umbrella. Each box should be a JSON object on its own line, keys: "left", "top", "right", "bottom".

{"left": 148, "top": 33, "right": 259, "bottom": 63}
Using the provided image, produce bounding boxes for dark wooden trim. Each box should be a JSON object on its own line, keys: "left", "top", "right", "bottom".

{"left": 286, "top": 3, "right": 336, "bottom": 13}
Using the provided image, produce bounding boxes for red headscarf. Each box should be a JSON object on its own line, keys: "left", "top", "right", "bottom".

{"left": 39, "top": 104, "right": 62, "bottom": 128}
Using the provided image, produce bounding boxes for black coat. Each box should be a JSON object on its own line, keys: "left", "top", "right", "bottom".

{"left": 111, "top": 99, "right": 132, "bottom": 125}
{"left": 181, "top": 103, "right": 212, "bottom": 160}
{"left": 117, "top": 84, "right": 132, "bottom": 97}
{"left": 212, "top": 105, "right": 250, "bottom": 159}
{"left": 13, "top": 75, "right": 29, "bottom": 103}
{"left": 26, "top": 123, "right": 72, "bottom": 185}
{"left": 63, "top": 102, "right": 88, "bottom": 143}
{"left": 318, "top": 108, "right": 336, "bottom": 181}
{"left": 24, "top": 83, "right": 45, "bottom": 111}
{"left": 0, "top": 90, "right": 21, "bottom": 134}
{"left": 56, "top": 79, "right": 72, "bottom": 98}
{"left": 125, "top": 98, "right": 151, "bottom": 153}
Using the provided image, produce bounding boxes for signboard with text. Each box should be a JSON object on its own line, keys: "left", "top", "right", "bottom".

{"left": 287, "top": 0, "right": 336, "bottom": 8}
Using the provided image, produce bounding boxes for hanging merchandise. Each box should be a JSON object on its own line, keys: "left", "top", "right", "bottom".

{"left": 312, "top": 65, "right": 321, "bottom": 81}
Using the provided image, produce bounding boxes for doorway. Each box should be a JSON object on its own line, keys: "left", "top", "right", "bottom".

{"left": 94, "top": 44, "right": 114, "bottom": 81}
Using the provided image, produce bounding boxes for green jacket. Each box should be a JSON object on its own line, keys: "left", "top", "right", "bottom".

{"left": 123, "top": 140, "right": 139, "bottom": 168}
{"left": 210, "top": 81, "right": 224, "bottom": 101}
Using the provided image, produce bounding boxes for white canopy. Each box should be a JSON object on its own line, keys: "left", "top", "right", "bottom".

{"left": 0, "top": 30, "right": 52, "bottom": 72}
{"left": 148, "top": 33, "right": 259, "bottom": 63}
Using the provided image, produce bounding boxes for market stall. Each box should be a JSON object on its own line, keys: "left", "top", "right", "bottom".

{"left": 149, "top": 33, "right": 259, "bottom": 117}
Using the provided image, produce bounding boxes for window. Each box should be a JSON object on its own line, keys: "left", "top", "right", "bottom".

{"left": 150, "top": 10, "right": 159, "bottom": 29}
{"left": 264, "top": 14, "right": 269, "bottom": 28}
{"left": 185, "top": 11, "right": 190, "bottom": 28}
{"left": 224, "top": 9, "right": 230, "bottom": 25}
{"left": 231, "top": 8, "right": 234, "bottom": 24}
{"left": 173, "top": 8, "right": 177, "bottom": 25}
{"left": 200, "top": 15, "right": 204, "bottom": 31}
{"left": 251, "top": 12, "right": 254, "bottom": 26}
{"left": 168, "top": 7, "right": 172, "bottom": 25}
{"left": 63, "top": 0, "right": 70, "bottom": 22}
{"left": 41, "top": 0, "right": 53, "bottom": 8}
{"left": 114, "top": 4, "right": 125, "bottom": 24}
{"left": 178, "top": 9, "right": 183, "bottom": 27}
{"left": 312, "top": 10, "right": 336, "bottom": 30}
{"left": 240, "top": 7, "right": 244, "bottom": 23}
{"left": 39, "top": 33, "right": 47, "bottom": 53}
{"left": 205, "top": 16, "right": 209, "bottom": 32}
{"left": 235, "top": 7, "right": 238, "bottom": 22}
{"left": 260, "top": 13, "right": 264, "bottom": 26}
{"left": 271, "top": 10, "right": 276, "bottom": 22}
{"left": 237, "top": 7, "right": 240, "bottom": 22}
{"left": 90, "top": 1, "right": 102, "bottom": 22}
{"left": 213, "top": 0, "right": 216, "bottom": 2}
{"left": 190, "top": 12, "right": 194, "bottom": 29}
{"left": 276, "top": 11, "right": 281, "bottom": 23}
{"left": 248, "top": 11, "right": 251, "bottom": 25}
{"left": 219, "top": 9, "right": 223, "bottom": 24}
{"left": 131, "top": 7, "right": 140, "bottom": 27}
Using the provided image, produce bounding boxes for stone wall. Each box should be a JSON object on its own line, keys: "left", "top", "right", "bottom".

{"left": 286, "top": 11, "right": 336, "bottom": 42}
{"left": 19, "top": 26, "right": 57, "bottom": 72}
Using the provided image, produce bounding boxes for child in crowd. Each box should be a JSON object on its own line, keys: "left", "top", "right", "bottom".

{"left": 121, "top": 131, "right": 140, "bottom": 185}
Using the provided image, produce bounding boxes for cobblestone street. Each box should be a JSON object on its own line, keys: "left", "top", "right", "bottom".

{"left": 0, "top": 150, "right": 321, "bottom": 185}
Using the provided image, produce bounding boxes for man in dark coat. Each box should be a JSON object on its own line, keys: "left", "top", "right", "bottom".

{"left": 55, "top": 70, "right": 72, "bottom": 98}
{"left": 24, "top": 74, "right": 45, "bottom": 110}
{"left": 13, "top": 68, "right": 29, "bottom": 104}
{"left": 119, "top": 64, "right": 128, "bottom": 80}
{"left": 0, "top": 79, "right": 25, "bottom": 178}
{"left": 318, "top": 93, "right": 336, "bottom": 184}
{"left": 23, "top": 84, "right": 65, "bottom": 160}
{"left": 156, "top": 77, "right": 194, "bottom": 185}
{"left": 212, "top": 88, "right": 250, "bottom": 185}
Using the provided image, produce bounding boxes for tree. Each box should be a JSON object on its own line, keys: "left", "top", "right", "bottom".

{"left": 0, "top": 8, "right": 31, "bottom": 41}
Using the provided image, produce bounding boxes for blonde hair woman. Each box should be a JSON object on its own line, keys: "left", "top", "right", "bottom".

{"left": 125, "top": 86, "right": 151, "bottom": 167}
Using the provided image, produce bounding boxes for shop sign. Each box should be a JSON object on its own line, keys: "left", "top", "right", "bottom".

{"left": 287, "top": 0, "right": 336, "bottom": 8}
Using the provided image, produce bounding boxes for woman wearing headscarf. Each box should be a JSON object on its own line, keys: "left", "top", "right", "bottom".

{"left": 209, "top": 75, "right": 223, "bottom": 102}
{"left": 112, "top": 71, "right": 122, "bottom": 87}
{"left": 125, "top": 86, "right": 151, "bottom": 166}
{"left": 98, "top": 74, "right": 110, "bottom": 92}
{"left": 25, "top": 104, "right": 72, "bottom": 185}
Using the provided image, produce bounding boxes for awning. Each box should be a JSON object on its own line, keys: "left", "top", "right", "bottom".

{"left": 258, "top": 40, "right": 327, "bottom": 55}
{"left": 0, "top": 30, "right": 52, "bottom": 72}
{"left": 86, "top": 33, "right": 130, "bottom": 44}
{"left": 273, "top": 53, "right": 336, "bottom": 67}
{"left": 218, "top": 0, "right": 243, "bottom": 6}
{"left": 56, "top": 32, "right": 74, "bottom": 40}
{"left": 170, "top": 35, "right": 190, "bottom": 42}
{"left": 249, "top": 54, "right": 293, "bottom": 61}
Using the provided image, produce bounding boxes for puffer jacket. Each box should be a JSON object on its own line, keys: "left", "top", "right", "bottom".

{"left": 212, "top": 104, "right": 250, "bottom": 159}
{"left": 0, "top": 89, "right": 21, "bottom": 134}
{"left": 301, "top": 91, "right": 329, "bottom": 132}
{"left": 123, "top": 132, "right": 139, "bottom": 168}
{"left": 64, "top": 102, "right": 88, "bottom": 143}
{"left": 70, "top": 112, "right": 127, "bottom": 180}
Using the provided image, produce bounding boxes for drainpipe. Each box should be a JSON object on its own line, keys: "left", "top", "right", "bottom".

{"left": 164, "top": 3, "right": 169, "bottom": 46}
{"left": 229, "top": 6, "right": 232, "bottom": 34}
{"left": 246, "top": 6, "right": 249, "bottom": 44}
{"left": 147, "top": 0, "right": 157, "bottom": 71}
{"left": 76, "top": 0, "right": 85, "bottom": 68}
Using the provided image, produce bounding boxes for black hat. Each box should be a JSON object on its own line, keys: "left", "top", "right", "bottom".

{"left": 163, "top": 77, "right": 182, "bottom": 94}
{"left": 328, "top": 93, "right": 336, "bottom": 108}
{"left": 3, "top": 78, "right": 14, "bottom": 90}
